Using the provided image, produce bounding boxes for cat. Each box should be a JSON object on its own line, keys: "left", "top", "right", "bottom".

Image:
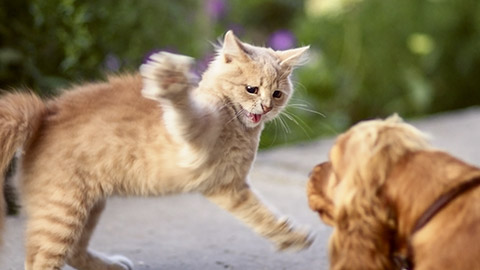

{"left": 0, "top": 30, "right": 312, "bottom": 270}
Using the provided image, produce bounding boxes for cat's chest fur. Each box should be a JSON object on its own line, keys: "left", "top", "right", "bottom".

{"left": 157, "top": 102, "right": 262, "bottom": 194}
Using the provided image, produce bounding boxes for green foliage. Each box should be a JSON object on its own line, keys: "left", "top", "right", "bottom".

{"left": 0, "top": 0, "right": 204, "bottom": 95}
{"left": 294, "top": 0, "right": 480, "bottom": 139}
{"left": 1, "top": 0, "right": 479, "bottom": 148}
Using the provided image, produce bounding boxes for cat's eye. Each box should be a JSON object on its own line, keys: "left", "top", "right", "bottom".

{"left": 245, "top": 85, "right": 259, "bottom": 94}
{"left": 273, "top": 90, "right": 283, "bottom": 98}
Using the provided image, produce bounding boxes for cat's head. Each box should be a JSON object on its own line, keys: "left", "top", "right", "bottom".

{"left": 203, "top": 30, "right": 309, "bottom": 129}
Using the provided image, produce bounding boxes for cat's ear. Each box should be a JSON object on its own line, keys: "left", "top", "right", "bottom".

{"left": 276, "top": 46, "right": 310, "bottom": 68}
{"left": 221, "top": 30, "right": 251, "bottom": 63}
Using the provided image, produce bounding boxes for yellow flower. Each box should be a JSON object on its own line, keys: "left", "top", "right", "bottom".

{"left": 407, "top": 33, "right": 435, "bottom": 55}
{"left": 305, "top": 0, "right": 363, "bottom": 18}
{"left": 305, "top": 0, "right": 343, "bottom": 17}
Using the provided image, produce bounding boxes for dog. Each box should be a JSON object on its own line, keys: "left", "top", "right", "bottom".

{"left": 307, "top": 115, "right": 480, "bottom": 270}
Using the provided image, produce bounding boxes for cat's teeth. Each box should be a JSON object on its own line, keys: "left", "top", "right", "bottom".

{"left": 248, "top": 113, "right": 262, "bottom": 123}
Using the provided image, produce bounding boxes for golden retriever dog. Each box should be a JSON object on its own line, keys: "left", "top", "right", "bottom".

{"left": 307, "top": 115, "right": 480, "bottom": 270}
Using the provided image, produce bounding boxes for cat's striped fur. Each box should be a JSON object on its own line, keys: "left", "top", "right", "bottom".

{"left": 0, "top": 31, "right": 312, "bottom": 270}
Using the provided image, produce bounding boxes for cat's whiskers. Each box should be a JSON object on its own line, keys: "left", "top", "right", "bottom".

{"left": 269, "top": 118, "right": 280, "bottom": 144}
{"left": 206, "top": 100, "right": 241, "bottom": 126}
{"left": 214, "top": 100, "right": 236, "bottom": 112}
{"left": 280, "top": 111, "right": 298, "bottom": 128}
{"left": 288, "top": 103, "right": 326, "bottom": 117}
{"left": 280, "top": 110, "right": 313, "bottom": 140}
{"left": 225, "top": 106, "right": 245, "bottom": 126}
{"left": 291, "top": 81, "right": 307, "bottom": 93}
{"left": 276, "top": 113, "right": 292, "bottom": 134}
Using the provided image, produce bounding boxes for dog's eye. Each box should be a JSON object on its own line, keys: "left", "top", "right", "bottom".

{"left": 245, "top": 85, "right": 258, "bottom": 94}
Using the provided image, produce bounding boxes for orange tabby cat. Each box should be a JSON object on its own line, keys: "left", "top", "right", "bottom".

{"left": 0, "top": 31, "right": 312, "bottom": 270}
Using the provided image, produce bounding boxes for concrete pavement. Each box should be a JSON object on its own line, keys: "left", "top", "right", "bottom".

{"left": 1, "top": 106, "right": 479, "bottom": 270}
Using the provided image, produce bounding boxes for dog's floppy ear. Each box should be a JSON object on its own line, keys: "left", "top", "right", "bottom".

{"left": 328, "top": 120, "right": 430, "bottom": 270}
{"left": 328, "top": 151, "right": 396, "bottom": 270}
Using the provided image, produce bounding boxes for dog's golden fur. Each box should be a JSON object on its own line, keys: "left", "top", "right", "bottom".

{"left": 307, "top": 115, "right": 480, "bottom": 270}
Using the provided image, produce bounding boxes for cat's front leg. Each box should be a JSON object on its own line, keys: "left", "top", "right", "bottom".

{"left": 205, "top": 185, "right": 313, "bottom": 251}
{"left": 140, "top": 52, "right": 215, "bottom": 145}
{"left": 140, "top": 51, "right": 197, "bottom": 101}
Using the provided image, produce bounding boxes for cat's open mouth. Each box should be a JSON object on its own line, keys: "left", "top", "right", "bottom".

{"left": 247, "top": 112, "right": 262, "bottom": 123}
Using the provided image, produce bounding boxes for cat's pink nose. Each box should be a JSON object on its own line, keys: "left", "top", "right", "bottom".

{"left": 262, "top": 104, "right": 272, "bottom": 113}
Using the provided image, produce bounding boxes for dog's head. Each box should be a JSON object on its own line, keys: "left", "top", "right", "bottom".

{"left": 307, "top": 161, "right": 336, "bottom": 226}
{"left": 307, "top": 115, "right": 431, "bottom": 269}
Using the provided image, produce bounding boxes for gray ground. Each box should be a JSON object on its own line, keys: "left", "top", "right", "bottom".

{"left": 1, "top": 107, "right": 479, "bottom": 270}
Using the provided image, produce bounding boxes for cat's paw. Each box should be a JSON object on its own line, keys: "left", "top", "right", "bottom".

{"left": 85, "top": 250, "right": 134, "bottom": 270}
{"left": 270, "top": 218, "right": 314, "bottom": 252}
{"left": 108, "top": 254, "right": 134, "bottom": 270}
{"left": 274, "top": 228, "right": 314, "bottom": 252}
{"left": 140, "top": 51, "right": 197, "bottom": 101}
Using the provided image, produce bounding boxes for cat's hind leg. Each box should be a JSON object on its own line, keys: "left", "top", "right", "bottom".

{"left": 24, "top": 185, "right": 92, "bottom": 270}
{"left": 23, "top": 177, "right": 131, "bottom": 270}
{"left": 67, "top": 200, "right": 133, "bottom": 270}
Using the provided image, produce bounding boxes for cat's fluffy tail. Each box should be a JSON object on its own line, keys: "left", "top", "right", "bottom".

{"left": 0, "top": 92, "right": 46, "bottom": 242}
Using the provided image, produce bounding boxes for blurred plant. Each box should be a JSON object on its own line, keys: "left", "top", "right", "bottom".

{"left": 0, "top": 0, "right": 205, "bottom": 95}
{"left": 268, "top": 30, "right": 297, "bottom": 50}
{"left": 304, "top": 0, "right": 363, "bottom": 17}
{"left": 104, "top": 53, "right": 122, "bottom": 72}
{"left": 295, "top": 0, "right": 480, "bottom": 136}
{"left": 407, "top": 33, "right": 435, "bottom": 56}
{"left": 206, "top": 0, "right": 228, "bottom": 21}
